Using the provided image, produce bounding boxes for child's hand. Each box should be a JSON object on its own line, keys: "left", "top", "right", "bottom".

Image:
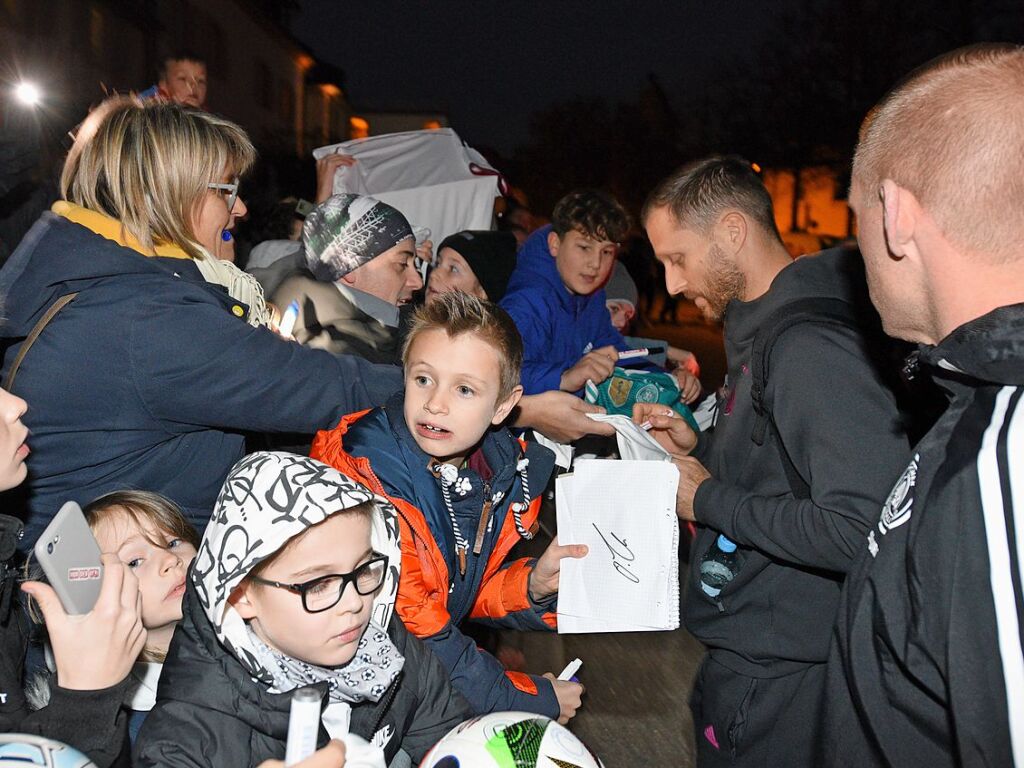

{"left": 632, "top": 403, "right": 699, "bottom": 456}
{"left": 672, "top": 368, "right": 702, "bottom": 404}
{"left": 258, "top": 740, "right": 347, "bottom": 768}
{"left": 559, "top": 345, "right": 618, "bottom": 392}
{"left": 529, "top": 536, "right": 587, "bottom": 601}
{"left": 22, "top": 552, "right": 147, "bottom": 691}
{"left": 315, "top": 153, "right": 356, "bottom": 204}
{"left": 542, "top": 673, "right": 584, "bottom": 724}
{"left": 669, "top": 347, "right": 701, "bottom": 378}
{"left": 416, "top": 239, "right": 433, "bottom": 267}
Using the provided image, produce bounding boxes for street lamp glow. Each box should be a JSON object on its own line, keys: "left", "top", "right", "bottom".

{"left": 14, "top": 82, "right": 41, "bottom": 107}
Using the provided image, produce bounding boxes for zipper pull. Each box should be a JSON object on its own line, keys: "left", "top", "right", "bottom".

{"left": 457, "top": 546, "right": 467, "bottom": 577}
{"left": 473, "top": 499, "right": 492, "bottom": 555}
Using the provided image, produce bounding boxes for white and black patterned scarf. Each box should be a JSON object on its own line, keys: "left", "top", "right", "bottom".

{"left": 192, "top": 452, "right": 405, "bottom": 704}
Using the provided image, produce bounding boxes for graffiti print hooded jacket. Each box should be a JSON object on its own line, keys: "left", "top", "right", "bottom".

{"left": 134, "top": 452, "right": 470, "bottom": 766}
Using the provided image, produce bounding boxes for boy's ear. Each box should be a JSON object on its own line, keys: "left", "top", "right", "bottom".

{"left": 547, "top": 230, "right": 561, "bottom": 258}
{"left": 228, "top": 581, "right": 259, "bottom": 620}
{"left": 492, "top": 385, "right": 524, "bottom": 426}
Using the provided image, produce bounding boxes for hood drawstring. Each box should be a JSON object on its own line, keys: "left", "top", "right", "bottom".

{"left": 511, "top": 457, "right": 536, "bottom": 540}
{"left": 430, "top": 453, "right": 537, "bottom": 582}
{"left": 430, "top": 460, "right": 469, "bottom": 580}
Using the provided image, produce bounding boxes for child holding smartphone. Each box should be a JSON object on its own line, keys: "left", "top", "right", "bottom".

{"left": 82, "top": 491, "right": 199, "bottom": 741}
{"left": 0, "top": 384, "right": 148, "bottom": 767}
{"left": 134, "top": 452, "right": 469, "bottom": 767}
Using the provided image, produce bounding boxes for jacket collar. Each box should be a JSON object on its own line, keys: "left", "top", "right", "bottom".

{"left": 51, "top": 201, "right": 193, "bottom": 259}
{"left": 382, "top": 391, "right": 525, "bottom": 492}
{"left": 919, "top": 302, "right": 1024, "bottom": 387}
{"left": 335, "top": 282, "right": 400, "bottom": 328}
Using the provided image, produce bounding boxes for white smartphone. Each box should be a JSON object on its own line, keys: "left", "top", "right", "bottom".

{"left": 33, "top": 501, "right": 103, "bottom": 615}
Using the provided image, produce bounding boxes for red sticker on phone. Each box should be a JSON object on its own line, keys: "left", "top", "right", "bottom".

{"left": 68, "top": 567, "right": 101, "bottom": 581}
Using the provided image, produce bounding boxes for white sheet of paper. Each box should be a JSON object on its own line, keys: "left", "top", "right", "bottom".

{"left": 557, "top": 612, "right": 671, "bottom": 633}
{"left": 584, "top": 413, "right": 672, "bottom": 462}
{"left": 556, "top": 460, "right": 681, "bottom": 633}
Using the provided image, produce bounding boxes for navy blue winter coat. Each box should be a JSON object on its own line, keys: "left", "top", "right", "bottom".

{"left": 0, "top": 212, "right": 401, "bottom": 547}
{"left": 314, "top": 393, "right": 560, "bottom": 718}
{"left": 500, "top": 225, "right": 628, "bottom": 395}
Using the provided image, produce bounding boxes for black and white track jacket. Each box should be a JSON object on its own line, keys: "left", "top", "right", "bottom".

{"left": 824, "top": 303, "right": 1024, "bottom": 767}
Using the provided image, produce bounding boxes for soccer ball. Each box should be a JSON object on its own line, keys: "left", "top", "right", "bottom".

{"left": 420, "top": 712, "right": 604, "bottom": 768}
{"left": 0, "top": 734, "right": 96, "bottom": 767}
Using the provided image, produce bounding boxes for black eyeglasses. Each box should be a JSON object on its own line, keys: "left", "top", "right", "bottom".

{"left": 249, "top": 554, "right": 388, "bottom": 614}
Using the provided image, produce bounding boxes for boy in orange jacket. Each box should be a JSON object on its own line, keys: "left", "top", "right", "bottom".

{"left": 312, "top": 292, "right": 586, "bottom": 722}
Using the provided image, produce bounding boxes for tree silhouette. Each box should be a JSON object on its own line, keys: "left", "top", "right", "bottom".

{"left": 511, "top": 0, "right": 1024, "bottom": 221}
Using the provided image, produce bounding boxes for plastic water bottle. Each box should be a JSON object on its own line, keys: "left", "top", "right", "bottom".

{"left": 700, "top": 535, "right": 740, "bottom": 597}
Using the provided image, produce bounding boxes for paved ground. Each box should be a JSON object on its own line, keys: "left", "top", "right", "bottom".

{"left": 507, "top": 562, "right": 706, "bottom": 768}
{"left": 639, "top": 298, "right": 727, "bottom": 394}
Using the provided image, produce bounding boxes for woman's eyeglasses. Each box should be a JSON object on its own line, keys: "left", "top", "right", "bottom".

{"left": 207, "top": 177, "right": 240, "bottom": 212}
{"left": 248, "top": 554, "right": 388, "bottom": 614}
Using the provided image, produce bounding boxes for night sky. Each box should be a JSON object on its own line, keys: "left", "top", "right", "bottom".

{"left": 292, "top": 1, "right": 788, "bottom": 154}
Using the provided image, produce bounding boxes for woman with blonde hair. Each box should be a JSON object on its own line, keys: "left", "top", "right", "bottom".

{"left": 0, "top": 96, "right": 401, "bottom": 548}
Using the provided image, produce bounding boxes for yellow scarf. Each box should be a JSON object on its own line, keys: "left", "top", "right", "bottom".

{"left": 51, "top": 201, "right": 273, "bottom": 328}
{"left": 51, "top": 201, "right": 192, "bottom": 260}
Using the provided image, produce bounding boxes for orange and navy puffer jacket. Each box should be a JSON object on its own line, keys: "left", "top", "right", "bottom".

{"left": 311, "top": 394, "right": 559, "bottom": 717}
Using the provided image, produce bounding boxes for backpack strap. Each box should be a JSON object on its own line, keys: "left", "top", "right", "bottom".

{"left": 3, "top": 292, "right": 78, "bottom": 392}
{"left": 749, "top": 297, "right": 864, "bottom": 499}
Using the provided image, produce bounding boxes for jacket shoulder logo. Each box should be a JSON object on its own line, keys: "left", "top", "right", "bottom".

{"left": 870, "top": 454, "right": 918, "bottom": 556}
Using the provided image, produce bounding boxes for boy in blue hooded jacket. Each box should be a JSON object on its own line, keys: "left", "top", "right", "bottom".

{"left": 500, "top": 190, "right": 634, "bottom": 397}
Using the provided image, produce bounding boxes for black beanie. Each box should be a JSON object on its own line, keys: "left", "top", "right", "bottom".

{"left": 436, "top": 230, "right": 518, "bottom": 301}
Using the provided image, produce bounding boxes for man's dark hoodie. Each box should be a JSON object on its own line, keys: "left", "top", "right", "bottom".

{"left": 686, "top": 249, "right": 909, "bottom": 678}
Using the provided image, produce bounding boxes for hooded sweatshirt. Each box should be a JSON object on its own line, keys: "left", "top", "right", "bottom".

{"left": 500, "top": 225, "right": 628, "bottom": 395}
{"left": 685, "top": 248, "right": 909, "bottom": 674}
{"left": 134, "top": 452, "right": 470, "bottom": 767}
{"left": 0, "top": 209, "right": 402, "bottom": 548}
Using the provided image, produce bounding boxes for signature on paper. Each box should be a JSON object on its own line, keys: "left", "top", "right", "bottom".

{"left": 592, "top": 523, "right": 639, "bottom": 584}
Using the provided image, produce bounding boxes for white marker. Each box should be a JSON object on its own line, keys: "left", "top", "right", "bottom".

{"left": 279, "top": 299, "right": 299, "bottom": 338}
{"left": 285, "top": 686, "right": 322, "bottom": 766}
{"left": 558, "top": 658, "right": 583, "bottom": 681}
{"left": 617, "top": 348, "right": 649, "bottom": 361}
